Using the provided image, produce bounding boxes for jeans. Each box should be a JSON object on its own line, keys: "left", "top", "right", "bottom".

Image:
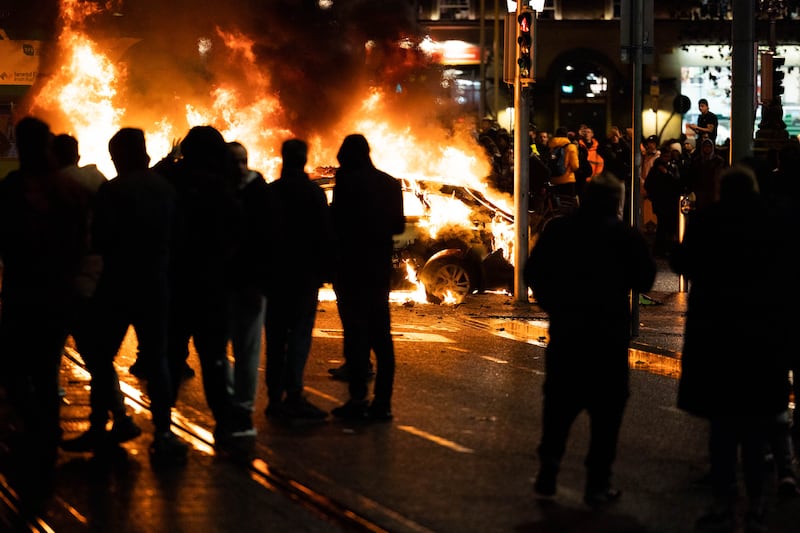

{"left": 264, "top": 285, "right": 319, "bottom": 403}
{"left": 227, "top": 286, "right": 266, "bottom": 413}
{"left": 335, "top": 281, "right": 395, "bottom": 408}
{"left": 169, "top": 282, "right": 233, "bottom": 425}
{"left": 85, "top": 277, "right": 174, "bottom": 433}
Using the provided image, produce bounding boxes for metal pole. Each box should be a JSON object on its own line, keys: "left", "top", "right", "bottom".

{"left": 479, "top": 0, "right": 487, "bottom": 121}
{"left": 630, "top": 0, "right": 644, "bottom": 336}
{"left": 513, "top": 3, "right": 530, "bottom": 302}
{"left": 493, "top": 0, "right": 501, "bottom": 118}
{"left": 730, "top": 0, "right": 755, "bottom": 163}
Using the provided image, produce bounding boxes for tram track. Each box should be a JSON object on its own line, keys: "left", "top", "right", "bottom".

{"left": 0, "top": 348, "right": 396, "bottom": 533}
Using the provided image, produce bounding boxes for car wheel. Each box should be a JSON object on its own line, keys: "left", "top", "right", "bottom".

{"left": 422, "top": 258, "right": 472, "bottom": 304}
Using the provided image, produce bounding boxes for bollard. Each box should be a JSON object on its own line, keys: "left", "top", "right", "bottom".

{"left": 677, "top": 194, "right": 693, "bottom": 293}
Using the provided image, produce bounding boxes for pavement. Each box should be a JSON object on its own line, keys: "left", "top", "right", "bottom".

{"left": 3, "top": 259, "right": 798, "bottom": 533}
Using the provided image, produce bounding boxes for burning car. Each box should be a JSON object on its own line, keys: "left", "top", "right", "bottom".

{"left": 313, "top": 169, "right": 514, "bottom": 305}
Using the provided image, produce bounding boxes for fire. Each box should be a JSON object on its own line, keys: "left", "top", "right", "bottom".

{"left": 23, "top": 0, "right": 519, "bottom": 303}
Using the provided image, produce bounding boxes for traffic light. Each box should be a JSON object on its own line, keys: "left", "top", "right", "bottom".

{"left": 517, "top": 9, "right": 534, "bottom": 83}
{"left": 760, "top": 53, "right": 785, "bottom": 105}
{"left": 772, "top": 56, "right": 785, "bottom": 103}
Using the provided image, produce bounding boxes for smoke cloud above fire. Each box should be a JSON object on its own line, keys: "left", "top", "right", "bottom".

{"left": 20, "top": 0, "right": 492, "bottom": 188}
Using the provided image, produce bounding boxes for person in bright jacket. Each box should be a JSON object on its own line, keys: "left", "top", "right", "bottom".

{"left": 547, "top": 127, "right": 580, "bottom": 210}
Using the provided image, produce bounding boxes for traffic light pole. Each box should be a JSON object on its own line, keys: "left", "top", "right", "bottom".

{"left": 513, "top": 3, "right": 531, "bottom": 303}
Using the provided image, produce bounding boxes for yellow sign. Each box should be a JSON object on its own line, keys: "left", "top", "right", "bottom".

{"left": 0, "top": 29, "right": 42, "bottom": 86}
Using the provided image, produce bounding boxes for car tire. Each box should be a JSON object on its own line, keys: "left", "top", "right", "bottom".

{"left": 422, "top": 258, "right": 473, "bottom": 305}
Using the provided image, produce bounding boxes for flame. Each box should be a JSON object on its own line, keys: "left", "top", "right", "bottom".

{"left": 25, "top": 0, "right": 519, "bottom": 303}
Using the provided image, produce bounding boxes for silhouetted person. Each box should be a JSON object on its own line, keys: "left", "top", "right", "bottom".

{"left": 224, "top": 141, "right": 269, "bottom": 434}
{"left": 53, "top": 133, "right": 107, "bottom": 193}
{"left": 685, "top": 137, "right": 727, "bottom": 212}
{"left": 330, "top": 134, "right": 405, "bottom": 421}
{"left": 262, "top": 139, "right": 333, "bottom": 421}
{"left": 62, "top": 128, "right": 188, "bottom": 464}
{"left": 524, "top": 171, "right": 656, "bottom": 507}
{"left": 155, "top": 125, "right": 241, "bottom": 447}
{"left": 0, "top": 116, "right": 91, "bottom": 502}
{"left": 644, "top": 146, "right": 682, "bottom": 257}
{"left": 670, "top": 164, "right": 793, "bottom": 532}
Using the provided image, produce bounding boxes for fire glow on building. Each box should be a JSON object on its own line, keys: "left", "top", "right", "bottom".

{"left": 21, "top": 0, "right": 515, "bottom": 303}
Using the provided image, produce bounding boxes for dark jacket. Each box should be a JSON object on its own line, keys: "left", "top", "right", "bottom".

{"left": 263, "top": 168, "right": 334, "bottom": 295}
{"left": 331, "top": 164, "right": 405, "bottom": 288}
{"left": 524, "top": 203, "right": 655, "bottom": 387}
{"left": 92, "top": 168, "right": 176, "bottom": 286}
{"left": 0, "top": 168, "right": 90, "bottom": 307}
{"left": 670, "top": 183, "right": 792, "bottom": 418}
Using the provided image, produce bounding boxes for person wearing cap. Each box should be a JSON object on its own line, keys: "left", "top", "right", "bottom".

{"left": 640, "top": 135, "right": 660, "bottom": 183}
{"left": 687, "top": 98, "right": 718, "bottom": 143}
{"left": 525, "top": 171, "right": 656, "bottom": 507}
{"left": 683, "top": 138, "right": 696, "bottom": 161}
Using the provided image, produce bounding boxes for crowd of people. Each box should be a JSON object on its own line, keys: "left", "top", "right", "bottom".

{"left": 478, "top": 98, "right": 738, "bottom": 260}
{"left": 523, "top": 114, "right": 800, "bottom": 531}
{"left": 0, "top": 116, "right": 404, "bottom": 505}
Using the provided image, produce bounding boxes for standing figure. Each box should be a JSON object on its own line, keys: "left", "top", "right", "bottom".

{"left": 685, "top": 138, "right": 727, "bottom": 212}
{"left": 687, "top": 98, "right": 718, "bottom": 143}
{"left": 262, "top": 139, "right": 333, "bottom": 421}
{"left": 330, "top": 134, "right": 405, "bottom": 421}
{"left": 156, "top": 126, "right": 241, "bottom": 447}
{"left": 76, "top": 128, "right": 187, "bottom": 464}
{"left": 0, "top": 117, "right": 91, "bottom": 501}
{"left": 670, "top": 165, "right": 793, "bottom": 532}
{"left": 524, "top": 172, "right": 656, "bottom": 506}
{"left": 644, "top": 146, "right": 683, "bottom": 257}
{"left": 547, "top": 127, "right": 580, "bottom": 208}
{"left": 225, "top": 141, "right": 269, "bottom": 434}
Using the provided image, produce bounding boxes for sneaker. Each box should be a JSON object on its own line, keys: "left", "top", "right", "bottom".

{"left": 264, "top": 402, "right": 287, "bottom": 420}
{"left": 583, "top": 487, "right": 622, "bottom": 507}
{"left": 367, "top": 402, "right": 393, "bottom": 422}
{"left": 60, "top": 428, "right": 109, "bottom": 452}
{"left": 149, "top": 431, "right": 188, "bottom": 466}
{"left": 283, "top": 396, "right": 328, "bottom": 420}
{"left": 230, "top": 409, "right": 257, "bottom": 437}
{"left": 331, "top": 400, "right": 369, "bottom": 420}
{"left": 328, "top": 364, "right": 375, "bottom": 382}
{"left": 109, "top": 415, "right": 142, "bottom": 444}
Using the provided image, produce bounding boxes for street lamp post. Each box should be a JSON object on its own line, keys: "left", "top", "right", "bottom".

{"left": 513, "top": 0, "right": 544, "bottom": 303}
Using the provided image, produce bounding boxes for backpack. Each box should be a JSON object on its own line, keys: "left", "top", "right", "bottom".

{"left": 547, "top": 145, "right": 567, "bottom": 177}
{"left": 575, "top": 143, "right": 593, "bottom": 182}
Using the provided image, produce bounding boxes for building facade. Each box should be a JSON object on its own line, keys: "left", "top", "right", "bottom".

{"left": 417, "top": 0, "right": 800, "bottom": 145}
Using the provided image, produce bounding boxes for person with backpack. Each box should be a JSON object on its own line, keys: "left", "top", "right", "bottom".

{"left": 546, "top": 127, "right": 580, "bottom": 213}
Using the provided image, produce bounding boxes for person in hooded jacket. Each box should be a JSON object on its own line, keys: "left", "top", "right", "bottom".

{"left": 547, "top": 127, "right": 580, "bottom": 213}
{"left": 524, "top": 171, "right": 656, "bottom": 507}
{"left": 262, "top": 139, "right": 334, "bottom": 421}
{"left": 330, "top": 134, "right": 405, "bottom": 421}
{"left": 154, "top": 126, "right": 241, "bottom": 447}
{"left": 670, "top": 164, "right": 792, "bottom": 532}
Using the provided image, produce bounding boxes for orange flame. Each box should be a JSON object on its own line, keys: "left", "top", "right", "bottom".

{"left": 27, "top": 0, "right": 519, "bottom": 303}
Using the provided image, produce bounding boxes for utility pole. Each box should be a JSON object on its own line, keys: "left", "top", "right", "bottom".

{"left": 621, "top": 0, "right": 653, "bottom": 336}
{"left": 512, "top": 1, "right": 535, "bottom": 303}
{"left": 730, "top": 0, "right": 756, "bottom": 163}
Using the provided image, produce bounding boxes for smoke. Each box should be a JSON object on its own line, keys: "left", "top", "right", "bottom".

{"left": 84, "top": 0, "right": 429, "bottom": 139}
{"left": 21, "top": 0, "right": 489, "bottom": 184}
